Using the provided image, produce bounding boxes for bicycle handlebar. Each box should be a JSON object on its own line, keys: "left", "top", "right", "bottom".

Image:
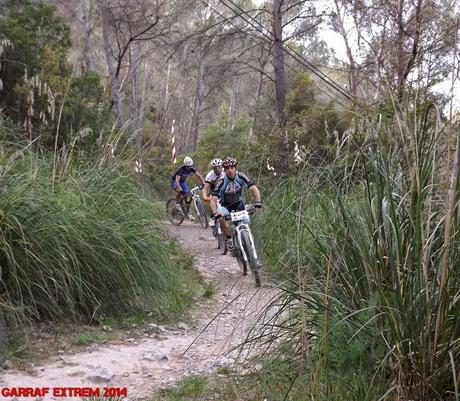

{"left": 189, "top": 186, "right": 203, "bottom": 196}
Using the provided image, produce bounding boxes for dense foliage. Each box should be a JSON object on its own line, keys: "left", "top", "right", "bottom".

{"left": 0, "top": 1, "right": 109, "bottom": 148}
{"left": 249, "top": 109, "right": 460, "bottom": 401}
{"left": 0, "top": 147, "right": 199, "bottom": 326}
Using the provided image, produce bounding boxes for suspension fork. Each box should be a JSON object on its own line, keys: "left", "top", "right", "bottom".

{"left": 234, "top": 223, "right": 259, "bottom": 262}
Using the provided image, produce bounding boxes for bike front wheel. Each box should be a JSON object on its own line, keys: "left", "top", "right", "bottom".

{"left": 166, "top": 198, "right": 185, "bottom": 226}
{"left": 234, "top": 234, "right": 247, "bottom": 275}
{"left": 240, "top": 230, "right": 261, "bottom": 287}
{"left": 194, "top": 198, "right": 208, "bottom": 229}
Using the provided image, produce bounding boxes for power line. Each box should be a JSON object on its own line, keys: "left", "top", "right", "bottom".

{"left": 220, "top": 0, "right": 355, "bottom": 102}
{"left": 200, "top": 0, "right": 350, "bottom": 109}
{"left": 221, "top": 0, "right": 353, "bottom": 100}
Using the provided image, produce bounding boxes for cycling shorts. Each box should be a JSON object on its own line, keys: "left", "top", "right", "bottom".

{"left": 170, "top": 180, "right": 188, "bottom": 194}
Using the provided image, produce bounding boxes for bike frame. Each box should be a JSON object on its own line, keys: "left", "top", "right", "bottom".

{"left": 179, "top": 187, "right": 201, "bottom": 214}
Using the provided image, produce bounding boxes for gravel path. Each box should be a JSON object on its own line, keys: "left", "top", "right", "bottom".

{"left": 0, "top": 221, "right": 278, "bottom": 400}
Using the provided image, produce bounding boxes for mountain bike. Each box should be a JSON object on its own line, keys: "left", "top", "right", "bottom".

{"left": 166, "top": 186, "right": 208, "bottom": 228}
{"left": 219, "top": 204, "right": 261, "bottom": 287}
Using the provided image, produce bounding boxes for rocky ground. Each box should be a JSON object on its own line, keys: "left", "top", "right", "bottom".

{"left": 0, "top": 221, "right": 279, "bottom": 400}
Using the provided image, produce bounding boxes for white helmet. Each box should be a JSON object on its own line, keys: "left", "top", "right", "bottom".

{"left": 183, "top": 156, "right": 193, "bottom": 166}
{"left": 210, "top": 158, "right": 222, "bottom": 167}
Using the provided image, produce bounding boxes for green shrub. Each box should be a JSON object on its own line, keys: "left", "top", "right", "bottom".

{"left": 247, "top": 107, "right": 460, "bottom": 400}
{"left": 0, "top": 149, "right": 198, "bottom": 326}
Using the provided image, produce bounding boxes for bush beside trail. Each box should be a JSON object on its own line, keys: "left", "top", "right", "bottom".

{"left": 248, "top": 111, "right": 460, "bottom": 401}
{"left": 0, "top": 151, "right": 199, "bottom": 327}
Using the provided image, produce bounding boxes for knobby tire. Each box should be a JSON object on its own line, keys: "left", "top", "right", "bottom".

{"left": 241, "top": 230, "right": 261, "bottom": 287}
{"left": 166, "top": 198, "right": 185, "bottom": 226}
{"left": 195, "top": 199, "right": 208, "bottom": 229}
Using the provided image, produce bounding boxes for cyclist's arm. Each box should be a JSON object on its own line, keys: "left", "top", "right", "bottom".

{"left": 195, "top": 172, "right": 205, "bottom": 187}
{"left": 210, "top": 178, "right": 224, "bottom": 215}
{"left": 175, "top": 175, "right": 181, "bottom": 186}
{"left": 202, "top": 182, "right": 211, "bottom": 199}
{"left": 210, "top": 196, "right": 219, "bottom": 215}
{"left": 237, "top": 172, "right": 260, "bottom": 203}
{"left": 249, "top": 185, "right": 261, "bottom": 203}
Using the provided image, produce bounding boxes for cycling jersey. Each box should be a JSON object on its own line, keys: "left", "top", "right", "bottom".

{"left": 212, "top": 172, "right": 254, "bottom": 210}
{"left": 170, "top": 165, "right": 197, "bottom": 183}
{"left": 205, "top": 170, "right": 225, "bottom": 192}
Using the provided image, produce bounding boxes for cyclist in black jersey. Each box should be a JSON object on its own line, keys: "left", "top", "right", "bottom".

{"left": 210, "top": 157, "right": 262, "bottom": 252}
{"left": 170, "top": 156, "right": 205, "bottom": 216}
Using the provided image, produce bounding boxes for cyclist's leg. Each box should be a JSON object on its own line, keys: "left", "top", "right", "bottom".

{"left": 209, "top": 199, "right": 219, "bottom": 227}
{"left": 218, "top": 206, "right": 235, "bottom": 251}
{"left": 171, "top": 180, "right": 180, "bottom": 202}
{"left": 180, "top": 181, "right": 196, "bottom": 220}
{"left": 180, "top": 181, "right": 189, "bottom": 194}
{"left": 217, "top": 205, "right": 230, "bottom": 236}
{"left": 171, "top": 181, "right": 184, "bottom": 213}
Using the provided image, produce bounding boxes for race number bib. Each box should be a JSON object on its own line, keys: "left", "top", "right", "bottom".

{"left": 230, "top": 210, "right": 249, "bottom": 222}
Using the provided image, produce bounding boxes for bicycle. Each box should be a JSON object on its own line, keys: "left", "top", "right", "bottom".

{"left": 218, "top": 204, "right": 261, "bottom": 287}
{"left": 166, "top": 186, "right": 208, "bottom": 228}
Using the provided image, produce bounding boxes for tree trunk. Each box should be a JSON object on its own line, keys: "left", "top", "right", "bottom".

{"left": 400, "top": 0, "right": 423, "bottom": 100}
{"left": 129, "top": 42, "right": 142, "bottom": 149}
{"left": 272, "top": 0, "right": 288, "bottom": 171}
{"left": 178, "top": 81, "right": 188, "bottom": 154}
{"left": 99, "top": 0, "right": 123, "bottom": 128}
{"left": 227, "top": 75, "right": 240, "bottom": 130}
{"left": 251, "top": 58, "right": 267, "bottom": 136}
{"left": 188, "top": 60, "right": 205, "bottom": 151}
{"left": 140, "top": 43, "right": 151, "bottom": 125}
{"left": 80, "top": 0, "right": 94, "bottom": 71}
{"left": 334, "top": 0, "right": 358, "bottom": 98}
{"left": 396, "top": 0, "right": 406, "bottom": 101}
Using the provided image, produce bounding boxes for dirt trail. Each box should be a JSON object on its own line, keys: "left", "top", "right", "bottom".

{"left": 0, "top": 221, "right": 278, "bottom": 400}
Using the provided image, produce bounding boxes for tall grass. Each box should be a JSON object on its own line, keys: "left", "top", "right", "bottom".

{"left": 0, "top": 146, "right": 198, "bottom": 327}
{"left": 249, "top": 108, "right": 460, "bottom": 400}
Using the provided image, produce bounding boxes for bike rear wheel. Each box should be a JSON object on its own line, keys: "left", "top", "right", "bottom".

{"left": 241, "top": 230, "right": 261, "bottom": 287}
{"left": 166, "top": 198, "right": 185, "bottom": 226}
{"left": 218, "top": 233, "right": 227, "bottom": 254}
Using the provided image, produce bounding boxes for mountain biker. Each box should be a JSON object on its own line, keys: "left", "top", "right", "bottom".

{"left": 210, "top": 157, "right": 262, "bottom": 253}
{"left": 170, "top": 156, "right": 205, "bottom": 219}
{"left": 202, "top": 158, "right": 224, "bottom": 227}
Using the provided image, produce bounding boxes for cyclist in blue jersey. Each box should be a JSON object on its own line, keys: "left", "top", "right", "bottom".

{"left": 209, "top": 157, "right": 262, "bottom": 252}
{"left": 170, "top": 156, "right": 205, "bottom": 217}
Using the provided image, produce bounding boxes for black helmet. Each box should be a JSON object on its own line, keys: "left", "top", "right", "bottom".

{"left": 222, "top": 157, "right": 237, "bottom": 168}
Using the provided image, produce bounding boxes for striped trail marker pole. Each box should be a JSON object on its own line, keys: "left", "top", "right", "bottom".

{"left": 171, "top": 119, "right": 177, "bottom": 164}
